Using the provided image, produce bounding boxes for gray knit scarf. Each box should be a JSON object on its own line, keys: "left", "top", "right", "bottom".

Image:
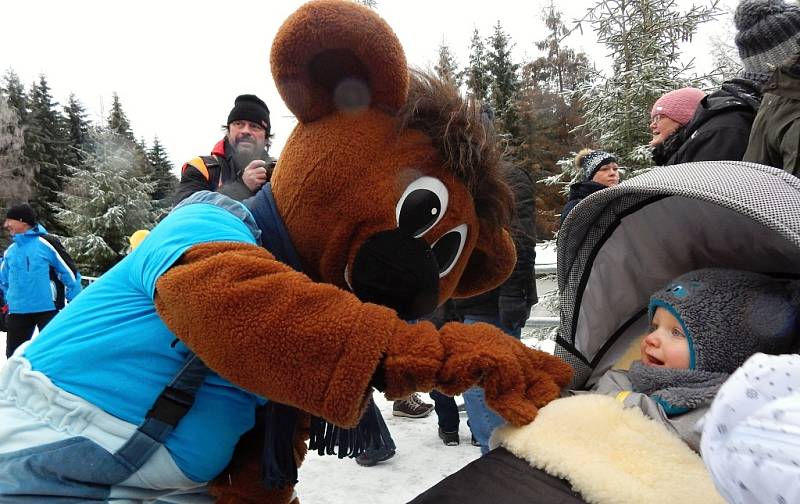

{"left": 627, "top": 361, "right": 729, "bottom": 416}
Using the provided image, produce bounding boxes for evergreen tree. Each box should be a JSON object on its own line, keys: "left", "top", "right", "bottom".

{"left": 28, "top": 74, "right": 70, "bottom": 235}
{"left": 63, "top": 93, "right": 91, "bottom": 168}
{"left": 434, "top": 42, "right": 462, "bottom": 87}
{"left": 147, "top": 137, "right": 177, "bottom": 206}
{"left": 107, "top": 92, "right": 135, "bottom": 141}
{"left": 464, "top": 29, "right": 491, "bottom": 101}
{"left": 56, "top": 128, "right": 155, "bottom": 275}
{"left": 0, "top": 95, "right": 35, "bottom": 249}
{"left": 573, "top": 0, "right": 720, "bottom": 168}
{"left": 486, "top": 21, "right": 521, "bottom": 141}
{"left": 2, "top": 70, "right": 28, "bottom": 123}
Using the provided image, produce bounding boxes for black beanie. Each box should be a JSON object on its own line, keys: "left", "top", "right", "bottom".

{"left": 6, "top": 203, "right": 37, "bottom": 227}
{"left": 227, "top": 94, "right": 270, "bottom": 132}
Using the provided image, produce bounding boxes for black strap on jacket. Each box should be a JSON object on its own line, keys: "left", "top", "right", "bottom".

{"left": 114, "top": 352, "right": 211, "bottom": 471}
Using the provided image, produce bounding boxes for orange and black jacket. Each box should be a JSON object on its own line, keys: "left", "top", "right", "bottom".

{"left": 174, "top": 139, "right": 272, "bottom": 204}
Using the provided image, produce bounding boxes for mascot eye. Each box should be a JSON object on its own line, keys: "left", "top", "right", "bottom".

{"left": 396, "top": 176, "right": 449, "bottom": 237}
{"left": 431, "top": 224, "right": 467, "bottom": 277}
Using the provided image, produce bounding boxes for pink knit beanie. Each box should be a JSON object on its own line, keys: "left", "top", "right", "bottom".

{"left": 650, "top": 87, "right": 706, "bottom": 126}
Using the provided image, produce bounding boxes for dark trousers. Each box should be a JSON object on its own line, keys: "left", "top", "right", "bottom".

{"left": 430, "top": 390, "right": 459, "bottom": 432}
{"left": 6, "top": 310, "right": 58, "bottom": 357}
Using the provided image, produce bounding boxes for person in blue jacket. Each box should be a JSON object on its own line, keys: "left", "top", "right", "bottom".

{"left": 0, "top": 203, "right": 81, "bottom": 357}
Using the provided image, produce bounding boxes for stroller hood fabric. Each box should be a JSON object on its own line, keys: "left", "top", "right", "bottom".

{"left": 556, "top": 162, "right": 800, "bottom": 388}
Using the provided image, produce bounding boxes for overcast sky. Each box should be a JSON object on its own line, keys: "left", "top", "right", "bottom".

{"left": 1, "top": 0, "right": 737, "bottom": 173}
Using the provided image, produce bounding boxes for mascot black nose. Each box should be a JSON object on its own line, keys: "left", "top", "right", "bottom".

{"left": 351, "top": 229, "right": 439, "bottom": 320}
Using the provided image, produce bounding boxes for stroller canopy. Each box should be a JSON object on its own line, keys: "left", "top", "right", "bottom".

{"left": 556, "top": 162, "right": 800, "bottom": 388}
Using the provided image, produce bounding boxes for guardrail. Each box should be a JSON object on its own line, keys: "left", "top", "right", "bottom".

{"left": 80, "top": 276, "right": 97, "bottom": 288}
{"left": 536, "top": 264, "right": 556, "bottom": 276}
{"left": 530, "top": 265, "right": 558, "bottom": 329}
{"left": 525, "top": 316, "right": 558, "bottom": 328}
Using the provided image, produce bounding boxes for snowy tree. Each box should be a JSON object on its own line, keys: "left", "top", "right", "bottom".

{"left": 434, "top": 42, "right": 462, "bottom": 87}
{"left": 464, "top": 29, "right": 491, "bottom": 102}
{"left": 2, "top": 70, "right": 28, "bottom": 123}
{"left": 0, "top": 95, "right": 35, "bottom": 249}
{"left": 63, "top": 93, "right": 91, "bottom": 168}
{"left": 572, "top": 0, "right": 720, "bottom": 169}
{"left": 56, "top": 129, "right": 155, "bottom": 275}
{"left": 486, "top": 22, "right": 521, "bottom": 141}
{"left": 147, "top": 137, "right": 177, "bottom": 207}
{"left": 28, "top": 75, "right": 70, "bottom": 235}
{"left": 1, "top": 71, "right": 35, "bottom": 203}
{"left": 107, "top": 92, "right": 135, "bottom": 142}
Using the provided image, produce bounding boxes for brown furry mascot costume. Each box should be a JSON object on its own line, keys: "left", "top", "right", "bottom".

{"left": 0, "top": 1, "right": 571, "bottom": 503}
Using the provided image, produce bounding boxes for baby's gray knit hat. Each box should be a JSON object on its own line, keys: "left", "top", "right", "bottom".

{"left": 649, "top": 268, "right": 798, "bottom": 373}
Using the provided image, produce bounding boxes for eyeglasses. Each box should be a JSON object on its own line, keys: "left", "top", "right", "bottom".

{"left": 650, "top": 115, "right": 669, "bottom": 128}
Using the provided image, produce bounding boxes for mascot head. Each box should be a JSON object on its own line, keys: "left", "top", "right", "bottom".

{"left": 269, "top": 0, "right": 515, "bottom": 319}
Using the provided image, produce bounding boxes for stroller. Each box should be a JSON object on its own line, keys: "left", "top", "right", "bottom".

{"left": 410, "top": 162, "right": 800, "bottom": 504}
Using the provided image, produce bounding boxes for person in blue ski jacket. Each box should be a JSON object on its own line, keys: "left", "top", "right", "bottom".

{"left": 0, "top": 203, "right": 81, "bottom": 357}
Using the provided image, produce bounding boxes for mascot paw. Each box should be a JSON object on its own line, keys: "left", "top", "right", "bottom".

{"left": 434, "top": 322, "right": 573, "bottom": 426}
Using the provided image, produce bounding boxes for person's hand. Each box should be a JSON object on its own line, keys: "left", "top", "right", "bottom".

{"left": 242, "top": 160, "right": 270, "bottom": 191}
{"left": 498, "top": 294, "right": 530, "bottom": 332}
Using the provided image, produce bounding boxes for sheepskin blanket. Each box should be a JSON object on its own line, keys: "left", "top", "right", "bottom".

{"left": 491, "top": 395, "right": 724, "bottom": 504}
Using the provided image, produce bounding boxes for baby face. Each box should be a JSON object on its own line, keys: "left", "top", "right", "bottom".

{"left": 640, "top": 307, "right": 691, "bottom": 369}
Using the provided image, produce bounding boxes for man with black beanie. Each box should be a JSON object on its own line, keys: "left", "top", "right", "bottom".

{"left": 174, "top": 94, "right": 276, "bottom": 203}
{"left": 1, "top": 203, "right": 82, "bottom": 357}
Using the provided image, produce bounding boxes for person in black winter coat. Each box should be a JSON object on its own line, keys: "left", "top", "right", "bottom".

{"left": 560, "top": 149, "right": 620, "bottom": 225}
{"left": 651, "top": 81, "right": 761, "bottom": 166}
{"left": 651, "top": 0, "right": 800, "bottom": 166}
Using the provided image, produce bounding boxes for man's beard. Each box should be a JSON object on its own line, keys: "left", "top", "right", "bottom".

{"left": 231, "top": 139, "right": 266, "bottom": 170}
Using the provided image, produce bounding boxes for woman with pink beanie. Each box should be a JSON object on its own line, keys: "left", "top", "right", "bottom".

{"left": 650, "top": 79, "right": 763, "bottom": 166}
{"left": 649, "top": 87, "right": 705, "bottom": 163}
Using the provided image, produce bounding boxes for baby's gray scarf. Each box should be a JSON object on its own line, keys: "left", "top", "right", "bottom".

{"left": 628, "top": 361, "right": 729, "bottom": 413}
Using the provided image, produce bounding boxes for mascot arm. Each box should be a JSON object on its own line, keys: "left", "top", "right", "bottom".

{"left": 154, "top": 241, "right": 396, "bottom": 427}
{"left": 155, "top": 241, "right": 573, "bottom": 427}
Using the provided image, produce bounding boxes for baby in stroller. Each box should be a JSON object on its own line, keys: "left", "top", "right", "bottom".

{"left": 583, "top": 268, "right": 797, "bottom": 451}
{"left": 412, "top": 162, "right": 800, "bottom": 504}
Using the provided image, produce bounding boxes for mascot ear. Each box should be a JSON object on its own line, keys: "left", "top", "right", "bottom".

{"left": 453, "top": 227, "right": 516, "bottom": 298}
{"left": 270, "top": 0, "right": 409, "bottom": 123}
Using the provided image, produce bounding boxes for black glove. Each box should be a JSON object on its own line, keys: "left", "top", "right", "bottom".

{"left": 498, "top": 295, "right": 530, "bottom": 333}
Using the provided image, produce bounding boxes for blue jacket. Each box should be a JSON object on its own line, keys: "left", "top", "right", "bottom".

{"left": 25, "top": 191, "right": 268, "bottom": 482}
{"left": 0, "top": 225, "right": 82, "bottom": 314}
